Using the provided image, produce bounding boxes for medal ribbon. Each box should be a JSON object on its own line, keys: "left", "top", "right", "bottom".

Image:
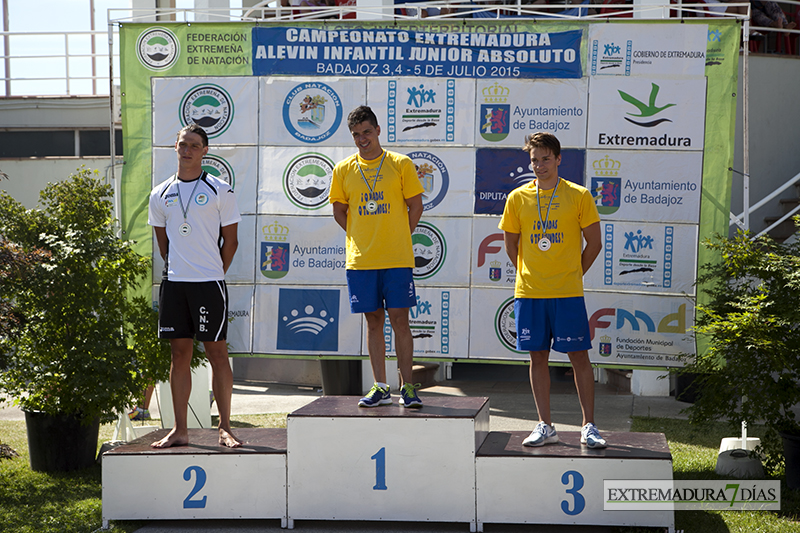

{"left": 535, "top": 177, "right": 560, "bottom": 243}
{"left": 176, "top": 172, "right": 203, "bottom": 223}
{"left": 356, "top": 151, "right": 387, "bottom": 197}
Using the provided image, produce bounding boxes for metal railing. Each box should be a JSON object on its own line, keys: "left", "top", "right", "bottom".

{"left": 731, "top": 170, "right": 800, "bottom": 239}
{"left": 6, "top": 2, "right": 792, "bottom": 98}
{"left": 0, "top": 29, "right": 119, "bottom": 97}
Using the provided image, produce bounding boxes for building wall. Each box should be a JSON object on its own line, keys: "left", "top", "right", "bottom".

{"left": 730, "top": 54, "right": 800, "bottom": 236}
{"left": 0, "top": 158, "right": 120, "bottom": 208}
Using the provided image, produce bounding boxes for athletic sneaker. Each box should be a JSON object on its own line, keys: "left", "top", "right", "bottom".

{"left": 581, "top": 422, "right": 608, "bottom": 449}
{"left": 522, "top": 421, "right": 559, "bottom": 447}
{"left": 358, "top": 383, "right": 392, "bottom": 407}
{"left": 399, "top": 383, "right": 422, "bottom": 408}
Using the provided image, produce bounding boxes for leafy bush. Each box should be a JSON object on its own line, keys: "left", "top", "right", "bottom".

{"left": 0, "top": 168, "right": 152, "bottom": 421}
{"left": 680, "top": 222, "right": 800, "bottom": 472}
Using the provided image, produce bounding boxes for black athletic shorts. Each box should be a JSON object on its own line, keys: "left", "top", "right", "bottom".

{"left": 158, "top": 280, "right": 229, "bottom": 342}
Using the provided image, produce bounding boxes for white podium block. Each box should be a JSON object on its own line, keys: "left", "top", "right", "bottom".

{"left": 476, "top": 431, "right": 674, "bottom": 532}
{"left": 287, "top": 396, "right": 490, "bottom": 530}
{"left": 102, "top": 428, "right": 287, "bottom": 528}
{"left": 157, "top": 361, "right": 213, "bottom": 429}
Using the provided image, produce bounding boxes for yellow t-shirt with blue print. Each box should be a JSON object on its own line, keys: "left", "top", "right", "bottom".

{"left": 330, "top": 150, "right": 424, "bottom": 270}
{"left": 499, "top": 177, "right": 600, "bottom": 299}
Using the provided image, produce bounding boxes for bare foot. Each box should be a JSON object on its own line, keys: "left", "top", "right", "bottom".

{"left": 219, "top": 427, "right": 243, "bottom": 448}
{"left": 151, "top": 428, "right": 189, "bottom": 448}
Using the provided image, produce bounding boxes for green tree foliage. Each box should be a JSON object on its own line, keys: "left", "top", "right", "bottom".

{"left": 681, "top": 222, "right": 800, "bottom": 472}
{"left": 0, "top": 169, "right": 152, "bottom": 421}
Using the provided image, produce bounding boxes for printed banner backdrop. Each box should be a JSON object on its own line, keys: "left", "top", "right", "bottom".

{"left": 150, "top": 214, "right": 257, "bottom": 285}
{"left": 253, "top": 285, "right": 361, "bottom": 355}
{"left": 259, "top": 146, "right": 350, "bottom": 215}
{"left": 588, "top": 23, "right": 708, "bottom": 77}
{"left": 120, "top": 20, "right": 741, "bottom": 365}
{"left": 475, "top": 78, "right": 589, "bottom": 148}
{"left": 411, "top": 218, "right": 472, "bottom": 287}
{"left": 152, "top": 77, "right": 259, "bottom": 146}
{"left": 401, "top": 148, "right": 475, "bottom": 216}
{"left": 471, "top": 217, "right": 516, "bottom": 289}
{"left": 227, "top": 285, "right": 255, "bottom": 354}
{"left": 585, "top": 292, "right": 695, "bottom": 368}
{"left": 474, "top": 148, "right": 586, "bottom": 215}
{"left": 585, "top": 149, "right": 702, "bottom": 223}
{"left": 583, "top": 221, "right": 698, "bottom": 295}
{"left": 586, "top": 76, "right": 707, "bottom": 151}
{"left": 251, "top": 27, "right": 584, "bottom": 79}
{"left": 260, "top": 77, "right": 368, "bottom": 146}
{"left": 375, "top": 287, "right": 470, "bottom": 358}
{"left": 153, "top": 146, "right": 260, "bottom": 215}
{"left": 369, "top": 77, "right": 476, "bottom": 144}
{"left": 255, "top": 215, "right": 346, "bottom": 285}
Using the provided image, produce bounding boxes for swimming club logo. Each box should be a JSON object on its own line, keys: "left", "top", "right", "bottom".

{"left": 202, "top": 154, "right": 235, "bottom": 189}
{"left": 276, "top": 288, "right": 339, "bottom": 352}
{"left": 591, "top": 39, "right": 631, "bottom": 75}
{"left": 479, "top": 82, "right": 510, "bottom": 142}
{"left": 494, "top": 297, "right": 524, "bottom": 353}
{"left": 282, "top": 82, "right": 343, "bottom": 144}
{"left": 283, "top": 153, "right": 334, "bottom": 210}
{"left": 591, "top": 155, "right": 622, "bottom": 215}
{"left": 619, "top": 83, "right": 675, "bottom": 127}
{"left": 260, "top": 221, "right": 289, "bottom": 279}
{"left": 412, "top": 222, "right": 446, "bottom": 280}
{"left": 406, "top": 151, "right": 450, "bottom": 212}
{"left": 136, "top": 27, "right": 179, "bottom": 71}
{"left": 194, "top": 192, "right": 209, "bottom": 206}
{"left": 180, "top": 84, "right": 234, "bottom": 138}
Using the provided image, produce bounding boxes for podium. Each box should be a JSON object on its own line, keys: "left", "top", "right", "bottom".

{"left": 475, "top": 431, "right": 674, "bottom": 531}
{"left": 102, "top": 428, "right": 287, "bottom": 529}
{"left": 286, "top": 396, "right": 489, "bottom": 530}
{"left": 101, "top": 396, "right": 674, "bottom": 532}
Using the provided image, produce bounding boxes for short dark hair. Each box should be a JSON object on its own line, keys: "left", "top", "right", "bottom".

{"left": 177, "top": 123, "right": 209, "bottom": 147}
{"left": 347, "top": 106, "right": 379, "bottom": 130}
{"left": 523, "top": 132, "right": 560, "bottom": 158}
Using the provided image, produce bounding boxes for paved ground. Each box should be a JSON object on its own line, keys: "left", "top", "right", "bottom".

{"left": 1, "top": 374, "right": 691, "bottom": 532}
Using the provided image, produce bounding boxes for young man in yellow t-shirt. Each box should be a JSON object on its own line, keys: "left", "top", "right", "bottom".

{"left": 330, "top": 106, "right": 425, "bottom": 408}
{"left": 499, "top": 132, "right": 607, "bottom": 448}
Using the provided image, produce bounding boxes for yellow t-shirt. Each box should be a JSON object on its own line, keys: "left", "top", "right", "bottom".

{"left": 499, "top": 178, "right": 600, "bottom": 298}
{"left": 330, "top": 150, "right": 424, "bottom": 270}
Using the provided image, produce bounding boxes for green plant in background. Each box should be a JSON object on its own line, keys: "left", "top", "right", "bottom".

{"left": 0, "top": 168, "right": 153, "bottom": 422}
{"left": 126, "top": 295, "right": 206, "bottom": 400}
{"left": 679, "top": 220, "right": 800, "bottom": 472}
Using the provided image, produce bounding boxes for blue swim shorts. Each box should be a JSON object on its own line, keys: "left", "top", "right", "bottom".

{"left": 514, "top": 297, "right": 592, "bottom": 353}
{"left": 346, "top": 268, "right": 416, "bottom": 314}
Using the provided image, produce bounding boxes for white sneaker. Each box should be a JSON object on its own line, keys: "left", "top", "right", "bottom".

{"left": 581, "top": 422, "right": 607, "bottom": 449}
{"left": 522, "top": 421, "right": 559, "bottom": 447}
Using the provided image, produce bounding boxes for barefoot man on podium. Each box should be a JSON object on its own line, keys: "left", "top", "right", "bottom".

{"left": 148, "top": 123, "right": 242, "bottom": 448}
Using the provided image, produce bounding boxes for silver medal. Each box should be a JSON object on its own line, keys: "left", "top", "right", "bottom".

{"left": 366, "top": 200, "right": 378, "bottom": 213}
{"left": 538, "top": 237, "right": 551, "bottom": 252}
{"left": 179, "top": 222, "right": 192, "bottom": 237}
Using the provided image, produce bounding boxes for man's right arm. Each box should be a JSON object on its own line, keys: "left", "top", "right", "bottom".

{"left": 503, "top": 231, "right": 520, "bottom": 269}
{"left": 153, "top": 226, "right": 169, "bottom": 261}
{"left": 332, "top": 201, "right": 348, "bottom": 231}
